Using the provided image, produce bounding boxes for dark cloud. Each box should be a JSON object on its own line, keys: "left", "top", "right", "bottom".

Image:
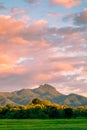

{"left": 74, "top": 9, "right": 87, "bottom": 25}
{"left": 63, "top": 9, "right": 87, "bottom": 26}
{"left": 0, "top": 3, "right": 6, "bottom": 10}
{"left": 24, "top": 0, "right": 41, "bottom": 5}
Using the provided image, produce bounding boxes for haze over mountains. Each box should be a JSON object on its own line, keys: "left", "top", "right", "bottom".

{"left": 0, "top": 84, "right": 87, "bottom": 107}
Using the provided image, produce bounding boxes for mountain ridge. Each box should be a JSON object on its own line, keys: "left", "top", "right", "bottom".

{"left": 0, "top": 84, "right": 87, "bottom": 107}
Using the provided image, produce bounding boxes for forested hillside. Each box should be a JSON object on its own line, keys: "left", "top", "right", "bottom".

{"left": 0, "top": 98, "right": 87, "bottom": 119}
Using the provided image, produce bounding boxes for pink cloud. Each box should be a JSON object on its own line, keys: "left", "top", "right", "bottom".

{"left": 50, "top": 0, "right": 81, "bottom": 8}
{"left": 9, "top": 8, "right": 27, "bottom": 20}
{"left": 27, "top": 20, "right": 48, "bottom": 35}
{"left": 0, "top": 13, "right": 87, "bottom": 96}
{"left": 10, "top": 8, "right": 26, "bottom": 15}
{"left": 19, "top": 19, "right": 48, "bottom": 43}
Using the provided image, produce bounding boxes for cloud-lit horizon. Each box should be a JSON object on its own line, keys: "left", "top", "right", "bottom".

{"left": 0, "top": 0, "right": 87, "bottom": 97}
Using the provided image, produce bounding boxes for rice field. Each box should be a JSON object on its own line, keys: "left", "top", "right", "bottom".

{"left": 0, "top": 119, "right": 87, "bottom": 130}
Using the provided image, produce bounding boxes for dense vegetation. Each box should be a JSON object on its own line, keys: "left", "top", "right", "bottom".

{"left": 0, "top": 98, "right": 87, "bottom": 119}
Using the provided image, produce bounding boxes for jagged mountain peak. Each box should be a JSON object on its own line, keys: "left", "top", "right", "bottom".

{"left": 33, "top": 84, "right": 62, "bottom": 98}
{"left": 39, "top": 84, "right": 57, "bottom": 90}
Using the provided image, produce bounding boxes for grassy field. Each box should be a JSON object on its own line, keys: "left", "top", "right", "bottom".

{"left": 0, "top": 119, "right": 87, "bottom": 130}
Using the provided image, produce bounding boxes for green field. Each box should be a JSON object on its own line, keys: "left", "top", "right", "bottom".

{"left": 0, "top": 119, "right": 87, "bottom": 130}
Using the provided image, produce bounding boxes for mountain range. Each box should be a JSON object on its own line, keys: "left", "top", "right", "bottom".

{"left": 0, "top": 84, "right": 87, "bottom": 107}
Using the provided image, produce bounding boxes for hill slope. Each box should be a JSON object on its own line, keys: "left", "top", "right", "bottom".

{"left": 0, "top": 84, "right": 87, "bottom": 107}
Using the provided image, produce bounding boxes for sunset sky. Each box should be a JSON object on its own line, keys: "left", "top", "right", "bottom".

{"left": 0, "top": 0, "right": 87, "bottom": 96}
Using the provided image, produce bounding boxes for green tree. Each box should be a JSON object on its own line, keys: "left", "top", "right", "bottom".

{"left": 32, "top": 98, "right": 42, "bottom": 104}
{"left": 64, "top": 108, "right": 73, "bottom": 118}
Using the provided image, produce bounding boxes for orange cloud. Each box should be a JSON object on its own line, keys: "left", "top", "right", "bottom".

{"left": 9, "top": 37, "right": 29, "bottom": 44}
{"left": 0, "top": 55, "right": 14, "bottom": 64}
{"left": 57, "top": 62, "right": 73, "bottom": 71}
{"left": 82, "top": 68, "right": 87, "bottom": 75}
{"left": 36, "top": 73, "right": 52, "bottom": 81}
{"left": 0, "top": 55, "right": 17, "bottom": 73}
{"left": 0, "top": 62, "right": 25, "bottom": 75}
{"left": 49, "top": 62, "right": 74, "bottom": 73}
{"left": 50, "top": 0, "right": 81, "bottom": 8}
{"left": 0, "top": 15, "right": 25, "bottom": 36}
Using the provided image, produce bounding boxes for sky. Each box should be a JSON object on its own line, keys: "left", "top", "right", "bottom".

{"left": 0, "top": 0, "right": 87, "bottom": 96}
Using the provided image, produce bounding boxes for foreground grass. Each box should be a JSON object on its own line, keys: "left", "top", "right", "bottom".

{"left": 0, "top": 119, "right": 87, "bottom": 130}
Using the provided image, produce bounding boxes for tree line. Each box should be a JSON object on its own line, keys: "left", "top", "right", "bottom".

{"left": 0, "top": 98, "right": 87, "bottom": 119}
